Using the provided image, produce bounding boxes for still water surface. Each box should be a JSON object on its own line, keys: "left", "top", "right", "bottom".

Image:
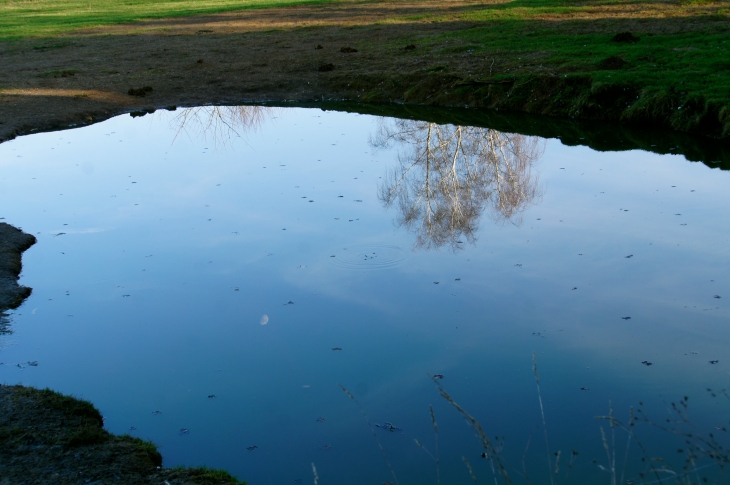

{"left": 1, "top": 107, "right": 729, "bottom": 484}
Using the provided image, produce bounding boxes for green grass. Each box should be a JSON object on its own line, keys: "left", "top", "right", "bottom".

{"left": 1, "top": 0, "right": 728, "bottom": 136}
{"left": 444, "top": 23, "right": 730, "bottom": 102}
{"left": 15, "top": 386, "right": 103, "bottom": 424}
{"left": 384, "top": 0, "right": 730, "bottom": 134}
{"left": 0, "top": 0, "right": 335, "bottom": 39}
{"left": 172, "top": 465, "right": 246, "bottom": 484}
{"left": 119, "top": 434, "right": 164, "bottom": 466}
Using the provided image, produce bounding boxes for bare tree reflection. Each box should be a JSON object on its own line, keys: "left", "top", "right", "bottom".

{"left": 372, "top": 119, "right": 543, "bottom": 250}
{"left": 170, "top": 105, "right": 277, "bottom": 147}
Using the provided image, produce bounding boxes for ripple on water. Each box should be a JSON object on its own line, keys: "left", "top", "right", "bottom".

{"left": 329, "top": 244, "right": 407, "bottom": 270}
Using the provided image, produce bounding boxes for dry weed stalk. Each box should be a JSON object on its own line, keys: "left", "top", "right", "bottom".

{"left": 338, "top": 384, "right": 400, "bottom": 485}
{"left": 463, "top": 456, "right": 479, "bottom": 483}
{"left": 414, "top": 404, "right": 442, "bottom": 484}
{"left": 532, "top": 352, "right": 554, "bottom": 485}
{"left": 311, "top": 462, "right": 319, "bottom": 485}
{"left": 430, "top": 375, "right": 512, "bottom": 485}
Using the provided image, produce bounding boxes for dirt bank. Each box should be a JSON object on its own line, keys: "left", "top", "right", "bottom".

{"left": 1, "top": 0, "right": 729, "bottom": 143}
{"left": 0, "top": 223, "right": 36, "bottom": 318}
{"left": 0, "top": 384, "right": 245, "bottom": 484}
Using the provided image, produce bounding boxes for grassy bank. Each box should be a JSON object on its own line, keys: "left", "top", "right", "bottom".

{"left": 0, "top": 0, "right": 728, "bottom": 140}
{"left": 0, "top": 384, "right": 245, "bottom": 484}
{"left": 351, "top": 0, "right": 730, "bottom": 137}
{"left": 0, "top": 0, "right": 333, "bottom": 39}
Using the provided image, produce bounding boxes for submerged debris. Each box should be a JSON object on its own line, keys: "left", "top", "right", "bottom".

{"left": 375, "top": 422, "right": 402, "bottom": 432}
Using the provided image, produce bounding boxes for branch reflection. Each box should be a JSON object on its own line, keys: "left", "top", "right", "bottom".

{"left": 170, "top": 105, "right": 277, "bottom": 147}
{"left": 372, "top": 119, "right": 544, "bottom": 250}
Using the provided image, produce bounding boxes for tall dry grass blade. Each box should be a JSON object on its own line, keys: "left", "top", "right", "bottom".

{"left": 430, "top": 405, "right": 441, "bottom": 485}
{"left": 414, "top": 439, "right": 436, "bottom": 461}
{"left": 609, "top": 402, "right": 617, "bottom": 485}
{"left": 619, "top": 407, "right": 635, "bottom": 485}
{"left": 521, "top": 434, "right": 533, "bottom": 485}
{"left": 463, "top": 456, "right": 479, "bottom": 483}
{"left": 562, "top": 450, "right": 578, "bottom": 485}
{"left": 311, "top": 462, "right": 319, "bottom": 485}
{"left": 599, "top": 427, "right": 616, "bottom": 485}
{"left": 430, "top": 376, "right": 511, "bottom": 485}
{"left": 532, "top": 352, "right": 554, "bottom": 485}
{"left": 596, "top": 411, "right": 665, "bottom": 485}
{"left": 339, "top": 384, "right": 400, "bottom": 485}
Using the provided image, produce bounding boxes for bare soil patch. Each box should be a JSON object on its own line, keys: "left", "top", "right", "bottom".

{"left": 0, "top": 1, "right": 491, "bottom": 140}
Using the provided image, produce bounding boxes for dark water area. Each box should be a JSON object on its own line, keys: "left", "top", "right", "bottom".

{"left": 306, "top": 102, "right": 730, "bottom": 169}
{"left": 1, "top": 106, "right": 729, "bottom": 484}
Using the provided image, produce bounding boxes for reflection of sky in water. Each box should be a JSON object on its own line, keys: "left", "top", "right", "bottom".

{"left": 1, "top": 108, "right": 729, "bottom": 484}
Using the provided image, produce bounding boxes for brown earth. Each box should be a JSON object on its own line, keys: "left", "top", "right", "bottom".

{"left": 0, "top": 0, "right": 493, "bottom": 141}
{"left": 2, "top": 0, "right": 728, "bottom": 143}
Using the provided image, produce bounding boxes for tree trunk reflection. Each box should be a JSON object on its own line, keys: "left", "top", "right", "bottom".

{"left": 372, "top": 118, "right": 544, "bottom": 250}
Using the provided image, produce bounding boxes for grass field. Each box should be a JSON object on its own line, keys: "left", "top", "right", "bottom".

{"left": 429, "top": 0, "right": 730, "bottom": 106}
{"left": 1, "top": 0, "right": 729, "bottom": 140}
{"left": 0, "top": 0, "right": 333, "bottom": 38}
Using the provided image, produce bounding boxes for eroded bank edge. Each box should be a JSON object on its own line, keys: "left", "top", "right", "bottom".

{"left": 2, "top": 77, "right": 729, "bottom": 168}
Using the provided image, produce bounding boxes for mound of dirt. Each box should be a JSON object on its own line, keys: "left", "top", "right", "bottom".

{"left": 611, "top": 32, "right": 640, "bottom": 43}
{"left": 598, "top": 55, "right": 627, "bottom": 70}
{"left": 0, "top": 384, "right": 245, "bottom": 485}
{"left": 0, "top": 223, "right": 36, "bottom": 314}
{"left": 128, "top": 86, "right": 153, "bottom": 97}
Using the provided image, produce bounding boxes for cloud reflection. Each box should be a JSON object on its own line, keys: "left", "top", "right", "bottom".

{"left": 372, "top": 118, "right": 544, "bottom": 250}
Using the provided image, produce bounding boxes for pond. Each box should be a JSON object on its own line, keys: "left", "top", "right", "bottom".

{"left": 1, "top": 106, "right": 729, "bottom": 485}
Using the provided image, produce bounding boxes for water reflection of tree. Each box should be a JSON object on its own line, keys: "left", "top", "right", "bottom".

{"left": 372, "top": 119, "right": 543, "bottom": 250}
{"left": 170, "top": 106, "right": 276, "bottom": 147}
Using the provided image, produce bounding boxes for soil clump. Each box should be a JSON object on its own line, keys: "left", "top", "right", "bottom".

{"left": 0, "top": 223, "right": 36, "bottom": 324}
{"left": 0, "top": 385, "right": 244, "bottom": 484}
